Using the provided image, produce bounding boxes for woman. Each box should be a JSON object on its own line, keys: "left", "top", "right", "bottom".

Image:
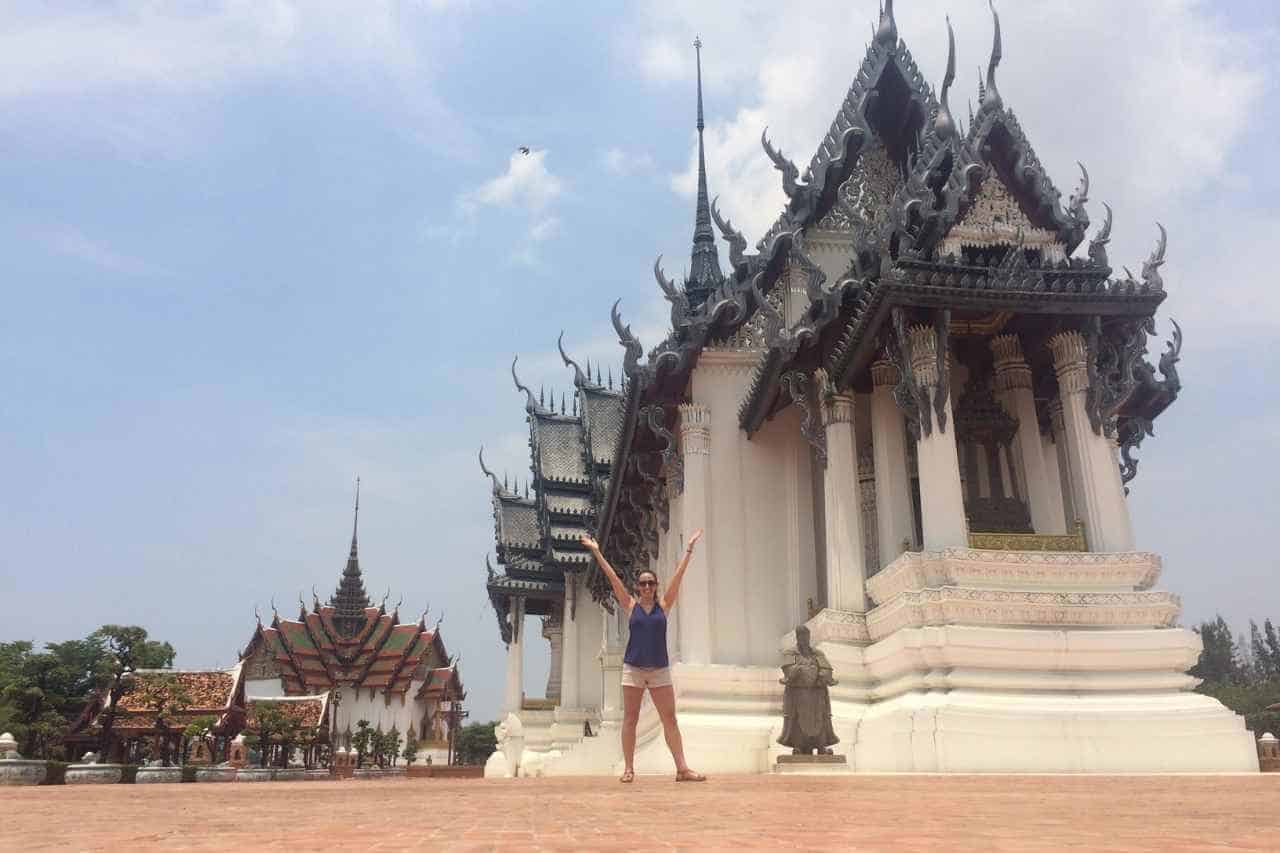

{"left": 580, "top": 529, "right": 706, "bottom": 783}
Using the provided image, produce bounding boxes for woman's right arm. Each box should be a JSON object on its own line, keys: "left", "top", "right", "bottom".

{"left": 580, "top": 535, "right": 632, "bottom": 612}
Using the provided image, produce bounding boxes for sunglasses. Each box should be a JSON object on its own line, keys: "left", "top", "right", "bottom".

{"left": 636, "top": 580, "right": 657, "bottom": 587}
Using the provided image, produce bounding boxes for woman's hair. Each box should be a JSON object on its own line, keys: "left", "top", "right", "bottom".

{"left": 634, "top": 568, "right": 659, "bottom": 591}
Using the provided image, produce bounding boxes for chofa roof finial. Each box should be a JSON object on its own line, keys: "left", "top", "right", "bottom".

{"left": 875, "top": 0, "right": 897, "bottom": 47}
{"left": 511, "top": 356, "right": 540, "bottom": 413}
{"left": 611, "top": 300, "right": 644, "bottom": 379}
{"left": 478, "top": 446, "right": 502, "bottom": 493}
{"left": 980, "top": 0, "right": 1003, "bottom": 114}
{"left": 557, "top": 331, "right": 589, "bottom": 388}
{"left": 934, "top": 16, "right": 957, "bottom": 141}
{"left": 1141, "top": 223, "right": 1167, "bottom": 291}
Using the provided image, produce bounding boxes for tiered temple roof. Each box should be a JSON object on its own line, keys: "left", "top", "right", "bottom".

{"left": 240, "top": 492, "right": 457, "bottom": 699}
{"left": 591, "top": 2, "right": 1182, "bottom": 595}
{"left": 482, "top": 341, "right": 626, "bottom": 638}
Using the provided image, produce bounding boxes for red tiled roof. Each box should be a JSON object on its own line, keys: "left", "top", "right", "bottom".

{"left": 117, "top": 670, "right": 237, "bottom": 712}
{"left": 243, "top": 611, "right": 454, "bottom": 696}
{"left": 246, "top": 697, "right": 327, "bottom": 731}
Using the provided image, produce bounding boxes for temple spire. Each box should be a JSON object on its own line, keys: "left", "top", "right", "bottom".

{"left": 686, "top": 36, "right": 724, "bottom": 307}
{"left": 331, "top": 477, "right": 372, "bottom": 636}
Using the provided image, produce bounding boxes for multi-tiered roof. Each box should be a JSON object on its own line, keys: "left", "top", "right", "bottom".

{"left": 482, "top": 341, "right": 626, "bottom": 639}
{"left": 240, "top": 492, "right": 459, "bottom": 700}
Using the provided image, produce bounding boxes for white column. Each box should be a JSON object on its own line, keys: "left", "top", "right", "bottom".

{"left": 597, "top": 607, "right": 624, "bottom": 726}
{"left": 870, "top": 358, "right": 917, "bottom": 565}
{"left": 821, "top": 392, "right": 870, "bottom": 611}
{"left": 1047, "top": 399, "right": 1077, "bottom": 527}
{"left": 558, "top": 580, "right": 580, "bottom": 709}
{"left": 991, "top": 334, "right": 1065, "bottom": 534}
{"left": 541, "top": 614, "right": 562, "bottom": 702}
{"left": 1039, "top": 413, "right": 1070, "bottom": 532}
{"left": 503, "top": 598, "right": 524, "bottom": 714}
{"left": 908, "top": 325, "right": 968, "bottom": 550}
{"left": 677, "top": 403, "right": 713, "bottom": 664}
{"left": 1048, "top": 331, "right": 1135, "bottom": 552}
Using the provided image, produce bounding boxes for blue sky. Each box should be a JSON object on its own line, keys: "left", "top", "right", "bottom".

{"left": 2, "top": 1, "right": 1278, "bottom": 723}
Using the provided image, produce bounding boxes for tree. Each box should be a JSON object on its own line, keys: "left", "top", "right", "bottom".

{"left": 182, "top": 715, "right": 219, "bottom": 765}
{"left": 402, "top": 731, "right": 419, "bottom": 767}
{"left": 1190, "top": 616, "right": 1245, "bottom": 686}
{"left": 1265, "top": 620, "right": 1280, "bottom": 678}
{"left": 386, "top": 725, "right": 401, "bottom": 767}
{"left": 351, "top": 719, "right": 372, "bottom": 768}
{"left": 133, "top": 675, "right": 193, "bottom": 766}
{"left": 452, "top": 721, "right": 497, "bottom": 766}
{"left": 92, "top": 625, "right": 176, "bottom": 759}
{"left": 248, "top": 703, "right": 294, "bottom": 768}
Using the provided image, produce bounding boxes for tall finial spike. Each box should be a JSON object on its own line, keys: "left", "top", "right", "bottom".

{"left": 694, "top": 36, "right": 704, "bottom": 133}
{"left": 351, "top": 476, "right": 360, "bottom": 555}
{"left": 687, "top": 36, "right": 723, "bottom": 305}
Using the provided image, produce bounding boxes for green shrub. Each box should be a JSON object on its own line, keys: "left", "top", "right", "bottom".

{"left": 120, "top": 764, "right": 139, "bottom": 784}
{"left": 40, "top": 761, "right": 68, "bottom": 785}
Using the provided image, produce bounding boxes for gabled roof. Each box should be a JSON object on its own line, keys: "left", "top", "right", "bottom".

{"left": 74, "top": 666, "right": 246, "bottom": 735}
{"left": 596, "top": 2, "right": 1182, "bottom": 579}
{"left": 246, "top": 694, "right": 330, "bottom": 734}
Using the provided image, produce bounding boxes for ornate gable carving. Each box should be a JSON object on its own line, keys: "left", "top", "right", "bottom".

{"left": 938, "top": 174, "right": 1065, "bottom": 264}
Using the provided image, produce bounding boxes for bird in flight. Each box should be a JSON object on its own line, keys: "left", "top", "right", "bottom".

{"left": 517, "top": 146, "right": 531, "bottom": 155}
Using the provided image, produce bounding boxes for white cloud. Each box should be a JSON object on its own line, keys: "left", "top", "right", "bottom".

{"left": 444, "top": 149, "right": 567, "bottom": 263}
{"left": 528, "top": 216, "right": 561, "bottom": 242}
{"left": 601, "top": 146, "right": 656, "bottom": 176}
{"left": 463, "top": 150, "right": 563, "bottom": 214}
{"left": 0, "top": 1, "right": 456, "bottom": 99}
{"left": 632, "top": 1, "right": 1273, "bottom": 338}
{"left": 38, "top": 225, "right": 160, "bottom": 277}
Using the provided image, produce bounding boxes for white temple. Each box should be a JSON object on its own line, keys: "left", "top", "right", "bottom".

{"left": 481, "top": 3, "right": 1259, "bottom": 775}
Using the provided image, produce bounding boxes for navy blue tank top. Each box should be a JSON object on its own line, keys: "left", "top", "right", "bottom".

{"left": 624, "top": 602, "right": 669, "bottom": 668}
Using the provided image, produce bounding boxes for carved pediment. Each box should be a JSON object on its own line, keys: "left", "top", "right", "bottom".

{"left": 938, "top": 174, "right": 1065, "bottom": 264}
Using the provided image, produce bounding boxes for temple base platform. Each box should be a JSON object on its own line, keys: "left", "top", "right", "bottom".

{"left": 487, "top": 549, "right": 1259, "bottom": 777}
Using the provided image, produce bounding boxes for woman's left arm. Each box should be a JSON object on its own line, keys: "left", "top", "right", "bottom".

{"left": 660, "top": 528, "right": 703, "bottom": 611}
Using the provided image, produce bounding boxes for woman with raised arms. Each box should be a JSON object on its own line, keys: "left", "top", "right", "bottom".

{"left": 580, "top": 528, "right": 706, "bottom": 783}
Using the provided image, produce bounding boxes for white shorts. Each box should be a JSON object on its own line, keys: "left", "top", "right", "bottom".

{"left": 621, "top": 664, "right": 672, "bottom": 689}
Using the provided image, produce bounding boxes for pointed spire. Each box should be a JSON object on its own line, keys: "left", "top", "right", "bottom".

{"left": 330, "top": 478, "right": 372, "bottom": 637}
{"left": 686, "top": 36, "right": 724, "bottom": 307}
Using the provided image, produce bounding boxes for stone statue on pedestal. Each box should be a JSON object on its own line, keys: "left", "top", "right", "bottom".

{"left": 777, "top": 625, "right": 839, "bottom": 755}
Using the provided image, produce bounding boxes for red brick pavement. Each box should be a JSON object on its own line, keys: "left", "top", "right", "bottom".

{"left": 2, "top": 774, "right": 1277, "bottom": 852}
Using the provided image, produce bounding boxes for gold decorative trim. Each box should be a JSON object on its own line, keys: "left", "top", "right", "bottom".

{"left": 968, "top": 522, "right": 1086, "bottom": 553}
{"left": 950, "top": 311, "right": 1013, "bottom": 337}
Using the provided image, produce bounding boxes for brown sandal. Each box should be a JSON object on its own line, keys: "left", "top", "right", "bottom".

{"left": 619, "top": 769, "right": 635, "bottom": 783}
{"left": 675, "top": 769, "right": 706, "bottom": 782}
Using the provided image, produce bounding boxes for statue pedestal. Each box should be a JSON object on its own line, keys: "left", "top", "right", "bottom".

{"left": 774, "top": 754, "right": 849, "bottom": 775}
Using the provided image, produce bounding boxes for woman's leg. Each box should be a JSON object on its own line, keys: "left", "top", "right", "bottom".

{"left": 621, "top": 685, "right": 645, "bottom": 774}
{"left": 648, "top": 685, "right": 691, "bottom": 772}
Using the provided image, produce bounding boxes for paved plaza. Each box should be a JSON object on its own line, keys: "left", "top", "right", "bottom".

{"left": 3, "top": 774, "right": 1277, "bottom": 851}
